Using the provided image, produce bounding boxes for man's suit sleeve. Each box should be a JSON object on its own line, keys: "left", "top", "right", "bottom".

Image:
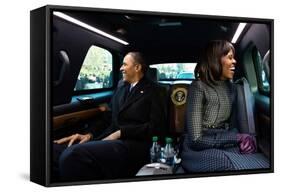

{"left": 89, "top": 92, "right": 115, "bottom": 141}
{"left": 185, "top": 81, "right": 238, "bottom": 151}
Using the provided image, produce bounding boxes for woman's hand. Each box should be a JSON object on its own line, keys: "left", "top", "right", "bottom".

{"left": 237, "top": 133, "right": 257, "bottom": 154}
{"left": 54, "top": 133, "right": 93, "bottom": 147}
{"left": 102, "top": 130, "right": 121, "bottom": 141}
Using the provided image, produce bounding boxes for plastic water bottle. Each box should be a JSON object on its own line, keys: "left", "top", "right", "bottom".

{"left": 163, "top": 137, "right": 174, "bottom": 166}
{"left": 150, "top": 136, "right": 161, "bottom": 163}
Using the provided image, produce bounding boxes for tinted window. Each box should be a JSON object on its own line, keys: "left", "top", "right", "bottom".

{"left": 252, "top": 47, "right": 270, "bottom": 93}
{"left": 150, "top": 63, "right": 196, "bottom": 80}
{"left": 74, "top": 45, "right": 113, "bottom": 91}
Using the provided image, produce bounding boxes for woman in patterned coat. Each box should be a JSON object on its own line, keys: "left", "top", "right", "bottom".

{"left": 181, "top": 40, "right": 269, "bottom": 172}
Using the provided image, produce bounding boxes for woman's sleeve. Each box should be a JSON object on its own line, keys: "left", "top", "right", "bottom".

{"left": 185, "top": 81, "right": 238, "bottom": 151}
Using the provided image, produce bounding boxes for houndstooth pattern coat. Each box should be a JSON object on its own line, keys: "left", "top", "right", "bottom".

{"left": 181, "top": 80, "right": 269, "bottom": 172}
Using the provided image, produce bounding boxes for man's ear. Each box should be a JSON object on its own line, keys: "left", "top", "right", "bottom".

{"left": 135, "top": 64, "right": 142, "bottom": 72}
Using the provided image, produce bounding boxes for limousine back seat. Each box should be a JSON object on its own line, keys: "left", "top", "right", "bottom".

{"left": 146, "top": 67, "right": 190, "bottom": 139}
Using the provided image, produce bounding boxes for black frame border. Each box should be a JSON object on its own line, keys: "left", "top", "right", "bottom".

{"left": 30, "top": 4, "right": 274, "bottom": 187}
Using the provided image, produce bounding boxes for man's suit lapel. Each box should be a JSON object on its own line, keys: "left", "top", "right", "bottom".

{"left": 116, "top": 81, "right": 129, "bottom": 108}
{"left": 119, "top": 78, "right": 149, "bottom": 113}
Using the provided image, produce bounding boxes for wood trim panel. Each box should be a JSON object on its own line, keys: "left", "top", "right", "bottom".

{"left": 53, "top": 106, "right": 107, "bottom": 130}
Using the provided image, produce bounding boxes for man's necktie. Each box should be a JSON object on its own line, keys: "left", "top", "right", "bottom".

{"left": 129, "top": 85, "right": 134, "bottom": 92}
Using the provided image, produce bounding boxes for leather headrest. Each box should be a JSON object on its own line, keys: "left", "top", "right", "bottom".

{"left": 54, "top": 50, "right": 70, "bottom": 86}
{"left": 146, "top": 68, "right": 159, "bottom": 82}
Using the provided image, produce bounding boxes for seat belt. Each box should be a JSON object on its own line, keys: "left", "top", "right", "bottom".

{"left": 235, "top": 78, "right": 256, "bottom": 135}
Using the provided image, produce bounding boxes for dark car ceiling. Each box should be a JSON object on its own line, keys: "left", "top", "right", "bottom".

{"left": 63, "top": 10, "right": 240, "bottom": 64}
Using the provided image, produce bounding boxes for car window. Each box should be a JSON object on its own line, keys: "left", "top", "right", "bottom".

{"left": 150, "top": 63, "right": 196, "bottom": 80}
{"left": 74, "top": 45, "right": 113, "bottom": 91}
{"left": 252, "top": 47, "right": 270, "bottom": 94}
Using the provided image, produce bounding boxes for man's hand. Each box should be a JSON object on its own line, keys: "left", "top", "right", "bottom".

{"left": 54, "top": 133, "right": 93, "bottom": 147}
{"left": 102, "top": 130, "right": 121, "bottom": 141}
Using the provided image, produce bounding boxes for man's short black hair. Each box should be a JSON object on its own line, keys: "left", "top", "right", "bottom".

{"left": 127, "top": 52, "right": 148, "bottom": 74}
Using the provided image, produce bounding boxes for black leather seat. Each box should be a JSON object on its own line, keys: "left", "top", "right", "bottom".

{"left": 145, "top": 67, "right": 159, "bottom": 82}
{"left": 146, "top": 68, "right": 169, "bottom": 142}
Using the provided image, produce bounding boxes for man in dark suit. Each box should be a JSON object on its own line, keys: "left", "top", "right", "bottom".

{"left": 53, "top": 52, "right": 166, "bottom": 181}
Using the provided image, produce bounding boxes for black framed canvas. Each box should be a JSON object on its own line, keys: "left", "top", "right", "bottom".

{"left": 30, "top": 5, "right": 274, "bottom": 187}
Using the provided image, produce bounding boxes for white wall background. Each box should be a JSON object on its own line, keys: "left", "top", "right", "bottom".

{"left": 0, "top": 0, "right": 279, "bottom": 191}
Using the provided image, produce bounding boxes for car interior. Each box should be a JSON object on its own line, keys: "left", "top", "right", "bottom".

{"left": 51, "top": 9, "right": 272, "bottom": 176}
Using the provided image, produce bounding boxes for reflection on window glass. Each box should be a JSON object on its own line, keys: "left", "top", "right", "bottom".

{"left": 150, "top": 63, "right": 197, "bottom": 80}
{"left": 261, "top": 70, "right": 269, "bottom": 91}
{"left": 252, "top": 47, "right": 270, "bottom": 93}
{"left": 75, "top": 45, "right": 113, "bottom": 91}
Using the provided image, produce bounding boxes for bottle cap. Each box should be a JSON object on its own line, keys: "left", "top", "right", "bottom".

{"left": 152, "top": 136, "right": 158, "bottom": 142}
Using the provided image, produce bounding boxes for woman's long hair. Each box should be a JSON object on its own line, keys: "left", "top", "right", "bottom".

{"left": 195, "top": 40, "right": 235, "bottom": 86}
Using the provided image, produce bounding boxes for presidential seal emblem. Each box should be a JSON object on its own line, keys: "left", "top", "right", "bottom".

{"left": 171, "top": 87, "right": 187, "bottom": 106}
